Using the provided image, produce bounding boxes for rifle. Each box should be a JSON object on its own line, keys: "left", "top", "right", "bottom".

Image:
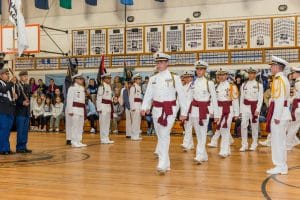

{"left": 8, "top": 68, "right": 29, "bottom": 104}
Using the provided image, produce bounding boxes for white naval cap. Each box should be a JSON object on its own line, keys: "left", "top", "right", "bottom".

{"left": 194, "top": 60, "right": 209, "bottom": 69}
{"left": 101, "top": 72, "right": 112, "bottom": 78}
{"left": 216, "top": 68, "right": 228, "bottom": 75}
{"left": 269, "top": 55, "right": 289, "bottom": 67}
{"left": 246, "top": 67, "right": 258, "bottom": 74}
{"left": 292, "top": 66, "right": 300, "bottom": 73}
{"left": 72, "top": 73, "right": 84, "bottom": 79}
{"left": 182, "top": 71, "right": 194, "bottom": 77}
{"left": 153, "top": 52, "right": 171, "bottom": 61}
{"left": 132, "top": 73, "right": 142, "bottom": 79}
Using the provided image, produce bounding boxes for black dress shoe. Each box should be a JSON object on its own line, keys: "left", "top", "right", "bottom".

{"left": 8, "top": 151, "right": 16, "bottom": 155}
{"left": 66, "top": 140, "right": 71, "bottom": 145}
{"left": 0, "top": 151, "right": 15, "bottom": 155}
{"left": 16, "top": 149, "right": 32, "bottom": 154}
{"left": 126, "top": 136, "right": 131, "bottom": 139}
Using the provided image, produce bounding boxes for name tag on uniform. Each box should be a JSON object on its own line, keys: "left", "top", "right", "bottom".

{"left": 152, "top": 82, "right": 156, "bottom": 84}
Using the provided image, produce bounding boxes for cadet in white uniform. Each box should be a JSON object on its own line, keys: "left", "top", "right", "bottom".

{"left": 186, "top": 61, "right": 218, "bottom": 164}
{"left": 266, "top": 56, "right": 291, "bottom": 175}
{"left": 215, "top": 69, "right": 239, "bottom": 158}
{"left": 130, "top": 73, "right": 143, "bottom": 141}
{"left": 181, "top": 71, "right": 194, "bottom": 151}
{"left": 141, "top": 52, "right": 187, "bottom": 175}
{"left": 66, "top": 73, "right": 87, "bottom": 148}
{"left": 96, "top": 73, "right": 114, "bottom": 144}
{"left": 207, "top": 72, "right": 234, "bottom": 148}
{"left": 286, "top": 67, "right": 300, "bottom": 150}
{"left": 239, "top": 68, "right": 263, "bottom": 151}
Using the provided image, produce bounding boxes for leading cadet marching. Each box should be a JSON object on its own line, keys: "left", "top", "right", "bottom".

{"left": 266, "top": 56, "right": 291, "bottom": 175}
{"left": 141, "top": 52, "right": 187, "bottom": 175}
{"left": 186, "top": 60, "right": 218, "bottom": 164}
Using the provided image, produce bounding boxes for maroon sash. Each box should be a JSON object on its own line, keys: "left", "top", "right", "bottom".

{"left": 291, "top": 98, "right": 300, "bottom": 121}
{"left": 153, "top": 100, "right": 176, "bottom": 127}
{"left": 244, "top": 99, "right": 258, "bottom": 123}
{"left": 102, "top": 99, "right": 113, "bottom": 119}
{"left": 73, "top": 102, "right": 87, "bottom": 119}
{"left": 188, "top": 100, "right": 210, "bottom": 126}
{"left": 216, "top": 101, "right": 232, "bottom": 130}
{"left": 134, "top": 98, "right": 143, "bottom": 103}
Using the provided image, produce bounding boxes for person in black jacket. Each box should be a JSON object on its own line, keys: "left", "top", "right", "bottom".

{"left": 15, "top": 70, "right": 32, "bottom": 153}
{"left": 0, "top": 65, "right": 17, "bottom": 155}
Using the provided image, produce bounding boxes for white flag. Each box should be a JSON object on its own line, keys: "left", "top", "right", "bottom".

{"left": 8, "top": 0, "right": 29, "bottom": 56}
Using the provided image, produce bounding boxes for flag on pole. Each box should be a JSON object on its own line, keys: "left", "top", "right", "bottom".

{"left": 60, "top": 0, "right": 72, "bottom": 9}
{"left": 8, "top": 0, "right": 29, "bottom": 56}
{"left": 97, "top": 55, "right": 106, "bottom": 85}
{"left": 123, "top": 61, "right": 133, "bottom": 82}
{"left": 35, "top": 0, "right": 49, "bottom": 9}
{"left": 120, "top": 0, "right": 134, "bottom": 6}
{"left": 86, "top": 0, "right": 97, "bottom": 6}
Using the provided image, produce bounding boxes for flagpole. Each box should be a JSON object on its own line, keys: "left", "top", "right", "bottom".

{"left": 124, "top": 4, "right": 127, "bottom": 81}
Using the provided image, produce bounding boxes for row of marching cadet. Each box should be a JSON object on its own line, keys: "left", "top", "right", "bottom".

{"left": 0, "top": 52, "right": 299, "bottom": 176}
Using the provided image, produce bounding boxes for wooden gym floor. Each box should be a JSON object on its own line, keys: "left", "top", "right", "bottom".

{"left": 0, "top": 132, "right": 299, "bottom": 200}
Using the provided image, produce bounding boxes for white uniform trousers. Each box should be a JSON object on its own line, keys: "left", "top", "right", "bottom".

{"left": 182, "top": 119, "right": 194, "bottom": 149}
{"left": 286, "top": 119, "right": 300, "bottom": 150}
{"left": 210, "top": 131, "right": 234, "bottom": 145}
{"left": 65, "top": 113, "right": 72, "bottom": 141}
{"left": 153, "top": 116, "right": 176, "bottom": 171}
{"left": 271, "top": 120, "right": 288, "bottom": 168}
{"left": 191, "top": 118, "right": 208, "bottom": 161}
{"left": 210, "top": 131, "right": 220, "bottom": 146}
{"left": 131, "top": 110, "right": 142, "bottom": 140}
{"left": 219, "top": 113, "right": 233, "bottom": 156}
{"left": 99, "top": 112, "right": 111, "bottom": 142}
{"left": 125, "top": 109, "right": 132, "bottom": 137}
{"left": 241, "top": 112, "right": 259, "bottom": 148}
{"left": 70, "top": 114, "right": 84, "bottom": 143}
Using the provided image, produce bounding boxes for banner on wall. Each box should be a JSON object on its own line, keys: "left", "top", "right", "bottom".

{"left": 126, "top": 27, "right": 144, "bottom": 54}
{"left": 185, "top": 23, "right": 204, "bottom": 51}
{"left": 227, "top": 20, "right": 248, "bottom": 49}
{"left": 273, "top": 17, "right": 295, "bottom": 47}
{"left": 90, "top": 29, "right": 106, "bottom": 55}
{"left": 164, "top": 24, "right": 184, "bottom": 52}
{"left": 145, "top": 25, "right": 163, "bottom": 53}
{"left": 250, "top": 18, "right": 271, "bottom": 48}
{"left": 205, "top": 21, "right": 226, "bottom": 50}
{"left": 108, "top": 28, "right": 125, "bottom": 54}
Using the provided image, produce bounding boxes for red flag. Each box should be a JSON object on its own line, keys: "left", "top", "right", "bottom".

{"left": 97, "top": 55, "right": 106, "bottom": 84}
